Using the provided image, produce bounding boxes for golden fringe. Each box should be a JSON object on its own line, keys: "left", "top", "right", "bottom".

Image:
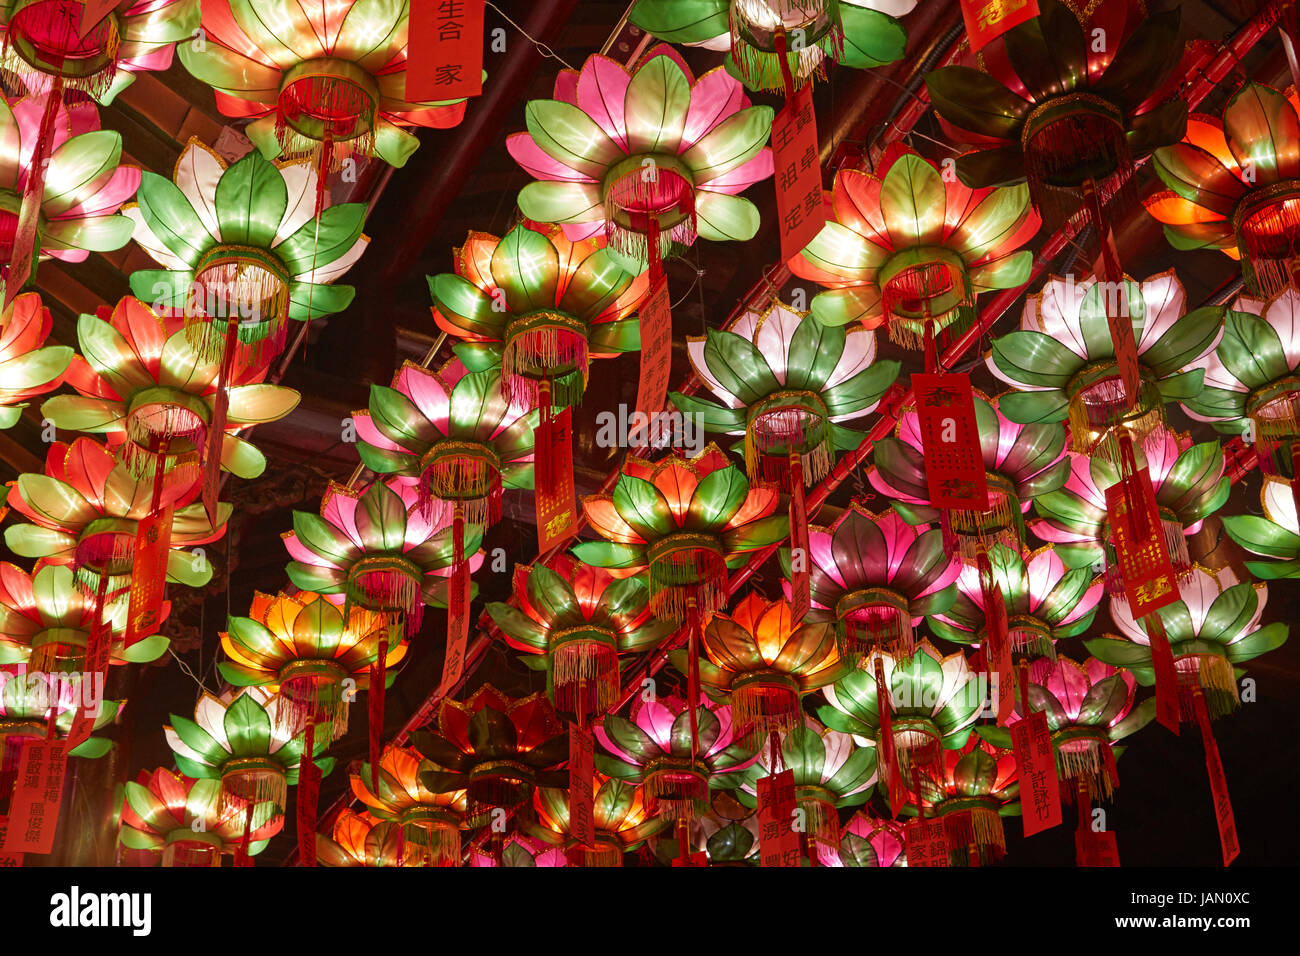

{"left": 161, "top": 841, "right": 221, "bottom": 868}
{"left": 941, "top": 806, "right": 1005, "bottom": 866}
{"left": 1057, "top": 739, "right": 1116, "bottom": 800}
{"left": 400, "top": 822, "right": 461, "bottom": 867}
{"left": 221, "top": 766, "right": 287, "bottom": 818}
{"left": 802, "top": 796, "right": 840, "bottom": 851}
{"left": 575, "top": 843, "right": 622, "bottom": 867}
{"left": 553, "top": 642, "right": 619, "bottom": 717}
{"left": 732, "top": 681, "right": 800, "bottom": 742}
{"left": 1177, "top": 654, "right": 1239, "bottom": 722}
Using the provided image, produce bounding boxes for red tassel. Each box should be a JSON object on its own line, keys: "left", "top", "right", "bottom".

{"left": 233, "top": 803, "right": 254, "bottom": 867}
{"left": 3, "top": 75, "right": 62, "bottom": 303}
{"left": 202, "top": 322, "right": 239, "bottom": 528}
{"left": 368, "top": 637, "right": 387, "bottom": 796}
{"left": 296, "top": 721, "right": 320, "bottom": 867}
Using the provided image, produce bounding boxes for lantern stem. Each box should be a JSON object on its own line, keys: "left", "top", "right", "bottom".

{"left": 772, "top": 29, "right": 797, "bottom": 101}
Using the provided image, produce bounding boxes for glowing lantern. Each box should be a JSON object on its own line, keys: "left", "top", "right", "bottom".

{"left": 350, "top": 745, "right": 468, "bottom": 868}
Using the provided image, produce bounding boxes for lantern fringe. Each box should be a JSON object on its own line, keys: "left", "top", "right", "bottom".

{"left": 839, "top": 607, "right": 914, "bottom": 667}
{"left": 1024, "top": 110, "right": 1132, "bottom": 225}
{"left": 1070, "top": 378, "right": 1166, "bottom": 457}
{"left": 29, "top": 641, "right": 81, "bottom": 675}
{"left": 278, "top": 674, "right": 349, "bottom": 742}
{"left": 275, "top": 75, "right": 376, "bottom": 168}
{"left": 647, "top": 545, "right": 727, "bottom": 622}
{"left": 421, "top": 457, "right": 501, "bottom": 528}
{"left": 1056, "top": 739, "right": 1117, "bottom": 799}
{"left": 345, "top": 567, "right": 423, "bottom": 637}
{"left": 186, "top": 262, "right": 292, "bottom": 366}
{"left": 941, "top": 806, "right": 1005, "bottom": 865}
{"left": 73, "top": 534, "right": 136, "bottom": 596}
{"left": 0, "top": 11, "right": 119, "bottom": 100}
{"left": 573, "top": 842, "right": 621, "bottom": 867}
{"left": 122, "top": 404, "right": 207, "bottom": 481}
{"left": 896, "top": 731, "right": 944, "bottom": 800}
{"left": 951, "top": 493, "right": 1021, "bottom": 566}
{"left": 1237, "top": 196, "right": 1300, "bottom": 298}
{"left": 161, "top": 841, "right": 221, "bottom": 868}
{"left": 731, "top": 680, "right": 800, "bottom": 743}
{"left": 1176, "top": 654, "right": 1239, "bottom": 722}
{"left": 400, "top": 822, "right": 461, "bottom": 867}
{"left": 552, "top": 641, "right": 618, "bottom": 718}
{"left": 603, "top": 167, "right": 696, "bottom": 264}
{"left": 882, "top": 262, "right": 974, "bottom": 354}
{"left": 501, "top": 325, "right": 589, "bottom": 409}
{"left": 470, "top": 774, "right": 527, "bottom": 812}
{"left": 802, "top": 797, "right": 840, "bottom": 853}
{"left": 220, "top": 767, "right": 287, "bottom": 820}
{"left": 748, "top": 408, "right": 831, "bottom": 490}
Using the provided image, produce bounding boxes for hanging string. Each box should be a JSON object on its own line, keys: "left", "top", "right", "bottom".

{"left": 484, "top": 1, "right": 576, "bottom": 70}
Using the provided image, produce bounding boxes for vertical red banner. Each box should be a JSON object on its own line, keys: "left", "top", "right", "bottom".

{"left": 297, "top": 729, "right": 321, "bottom": 868}
{"left": 1011, "top": 711, "right": 1062, "bottom": 837}
{"left": 771, "top": 84, "right": 825, "bottom": 265}
{"left": 959, "top": 0, "right": 1040, "bottom": 51}
{"left": 1075, "top": 829, "right": 1121, "bottom": 867}
{"left": 912, "top": 373, "right": 990, "bottom": 510}
{"left": 568, "top": 725, "right": 595, "bottom": 849}
{"left": 904, "top": 817, "right": 949, "bottom": 867}
{"left": 1105, "top": 468, "right": 1180, "bottom": 618}
{"left": 407, "top": 0, "right": 485, "bottom": 102}
{"left": 1, "top": 741, "right": 67, "bottom": 855}
{"left": 789, "top": 460, "right": 810, "bottom": 621}
{"left": 1194, "top": 692, "right": 1239, "bottom": 867}
{"left": 979, "top": 556, "right": 1015, "bottom": 726}
{"left": 1146, "top": 615, "right": 1182, "bottom": 735}
{"left": 534, "top": 406, "right": 577, "bottom": 552}
{"left": 756, "top": 770, "right": 801, "bottom": 867}
{"left": 438, "top": 561, "right": 472, "bottom": 699}
{"left": 634, "top": 278, "right": 672, "bottom": 427}
{"left": 0, "top": 817, "right": 22, "bottom": 866}
{"left": 66, "top": 617, "right": 111, "bottom": 752}
{"left": 125, "top": 505, "right": 173, "bottom": 647}
{"left": 873, "top": 662, "right": 906, "bottom": 818}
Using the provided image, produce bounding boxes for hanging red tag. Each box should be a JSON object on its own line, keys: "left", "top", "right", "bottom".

{"left": 67, "top": 581, "right": 112, "bottom": 752}
{"left": 771, "top": 83, "right": 825, "bottom": 264}
{"left": 1, "top": 740, "right": 67, "bottom": 855}
{"left": 1193, "top": 690, "right": 1239, "bottom": 867}
{"left": 1011, "top": 710, "right": 1062, "bottom": 837}
{"left": 368, "top": 637, "right": 387, "bottom": 794}
{"left": 439, "top": 560, "right": 472, "bottom": 696}
{"left": 959, "top": 0, "right": 1040, "bottom": 51}
{"left": 979, "top": 554, "right": 1016, "bottom": 726}
{"left": 125, "top": 505, "right": 173, "bottom": 647}
{"left": 534, "top": 406, "right": 577, "bottom": 552}
{"left": 0, "top": 817, "right": 22, "bottom": 866}
{"left": 873, "top": 661, "right": 906, "bottom": 817}
{"left": 671, "top": 851, "right": 708, "bottom": 867}
{"left": 904, "top": 817, "right": 949, "bottom": 867}
{"left": 1145, "top": 614, "right": 1181, "bottom": 735}
{"left": 789, "top": 456, "right": 810, "bottom": 622}
{"left": 4, "top": 79, "right": 62, "bottom": 306}
{"left": 1105, "top": 470, "right": 1179, "bottom": 618}
{"left": 633, "top": 278, "right": 672, "bottom": 433}
{"left": 407, "top": 0, "right": 485, "bottom": 101}
{"left": 233, "top": 804, "right": 254, "bottom": 867}
{"left": 297, "top": 724, "right": 321, "bottom": 867}
{"left": 756, "top": 770, "right": 801, "bottom": 867}
{"left": 912, "top": 373, "right": 989, "bottom": 510}
{"left": 1075, "top": 829, "right": 1121, "bottom": 867}
{"left": 568, "top": 725, "right": 596, "bottom": 849}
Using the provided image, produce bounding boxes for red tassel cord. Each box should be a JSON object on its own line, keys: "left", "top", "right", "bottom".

{"left": 203, "top": 320, "right": 239, "bottom": 528}
{"left": 234, "top": 802, "right": 254, "bottom": 867}
{"left": 296, "top": 721, "right": 319, "bottom": 867}
{"left": 369, "top": 637, "right": 387, "bottom": 795}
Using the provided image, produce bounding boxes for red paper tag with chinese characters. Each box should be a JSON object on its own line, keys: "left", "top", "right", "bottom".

{"left": 756, "top": 770, "right": 802, "bottom": 867}
{"left": 634, "top": 278, "right": 672, "bottom": 430}
{"left": 66, "top": 614, "right": 111, "bottom": 752}
{"left": 912, "top": 373, "right": 989, "bottom": 510}
{"left": 1145, "top": 614, "right": 1181, "bottom": 735}
{"left": 904, "top": 817, "right": 949, "bottom": 867}
{"left": 297, "top": 727, "right": 321, "bottom": 868}
{"left": 1075, "top": 828, "right": 1121, "bottom": 867}
{"left": 535, "top": 406, "right": 577, "bottom": 552}
{"left": 1194, "top": 691, "right": 1240, "bottom": 867}
{"left": 789, "top": 460, "right": 810, "bottom": 621}
{"left": 439, "top": 563, "right": 472, "bottom": 695}
{"left": 1105, "top": 469, "right": 1180, "bottom": 618}
{"left": 771, "top": 84, "right": 825, "bottom": 264}
{"left": 568, "top": 725, "right": 596, "bottom": 849}
{"left": 1, "top": 741, "right": 67, "bottom": 855}
{"left": 407, "top": 0, "right": 485, "bottom": 101}
{"left": 960, "top": 0, "right": 1040, "bottom": 52}
{"left": 125, "top": 505, "right": 173, "bottom": 647}
{"left": 1011, "top": 711, "right": 1062, "bottom": 837}
{"left": 0, "top": 817, "right": 22, "bottom": 866}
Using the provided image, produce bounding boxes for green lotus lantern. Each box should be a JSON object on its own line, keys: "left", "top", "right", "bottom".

{"left": 573, "top": 444, "right": 787, "bottom": 622}
{"left": 0, "top": 665, "right": 121, "bottom": 762}
{"left": 919, "top": 740, "right": 1019, "bottom": 867}
{"left": 430, "top": 221, "right": 647, "bottom": 410}
{"left": 528, "top": 773, "right": 667, "bottom": 867}
{"left": 315, "top": 810, "right": 405, "bottom": 868}
{"left": 351, "top": 745, "right": 468, "bottom": 868}
{"left": 1223, "top": 474, "right": 1300, "bottom": 579}
{"left": 670, "top": 299, "right": 899, "bottom": 489}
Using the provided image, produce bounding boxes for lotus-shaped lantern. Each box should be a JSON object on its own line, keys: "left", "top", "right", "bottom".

{"left": 42, "top": 295, "right": 299, "bottom": 485}
{"left": 508, "top": 45, "right": 773, "bottom": 268}
{"left": 573, "top": 444, "right": 787, "bottom": 622}
{"left": 1087, "top": 566, "right": 1288, "bottom": 720}
{"left": 178, "top": 0, "right": 474, "bottom": 169}
{"left": 0, "top": 95, "right": 139, "bottom": 264}
{"left": 924, "top": 0, "right": 1188, "bottom": 217}
{"left": 283, "top": 478, "right": 484, "bottom": 637}
{"left": 920, "top": 740, "right": 1019, "bottom": 867}
{"left": 989, "top": 271, "right": 1223, "bottom": 456}
{"left": 870, "top": 390, "right": 1070, "bottom": 561}
{"left": 836, "top": 811, "right": 904, "bottom": 867}
{"left": 220, "top": 591, "right": 404, "bottom": 741}
{"left": 1031, "top": 432, "right": 1229, "bottom": 588}
{"left": 430, "top": 221, "right": 647, "bottom": 409}
{"left": 527, "top": 773, "right": 667, "bottom": 867}
{"left": 4, "top": 437, "right": 227, "bottom": 594}
{"left": 818, "top": 640, "right": 982, "bottom": 796}
{"left": 315, "top": 810, "right": 404, "bottom": 867}
{"left": 119, "top": 767, "right": 278, "bottom": 866}
{"left": 630, "top": 0, "right": 912, "bottom": 94}
{"left": 674, "top": 592, "right": 843, "bottom": 743}
{"left": 791, "top": 145, "right": 1038, "bottom": 344}
{"left": 125, "top": 140, "right": 368, "bottom": 364}
{"left": 1148, "top": 83, "right": 1300, "bottom": 298}
{"left": 164, "top": 687, "right": 334, "bottom": 824}
{"left": 929, "top": 545, "right": 1103, "bottom": 673}
{"left": 670, "top": 299, "right": 899, "bottom": 488}
{"left": 0, "top": 292, "right": 72, "bottom": 429}
{"left": 486, "top": 556, "right": 674, "bottom": 722}
{"left": 0, "top": 0, "right": 198, "bottom": 102}
{"left": 0, "top": 562, "right": 170, "bottom": 671}
{"left": 0, "top": 665, "right": 121, "bottom": 761}
{"left": 595, "top": 692, "right": 758, "bottom": 820}
{"left": 469, "top": 834, "right": 567, "bottom": 868}
{"left": 354, "top": 358, "right": 537, "bottom": 530}
{"left": 1223, "top": 475, "right": 1300, "bottom": 579}
{"left": 350, "top": 745, "right": 467, "bottom": 868}
{"left": 783, "top": 504, "right": 959, "bottom": 663}
{"left": 411, "top": 685, "right": 569, "bottom": 812}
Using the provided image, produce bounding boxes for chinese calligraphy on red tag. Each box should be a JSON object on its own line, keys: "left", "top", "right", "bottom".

{"left": 789, "top": 461, "right": 810, "bottom": 621}
{"left": 771, "top": 84, "right": 825, "bottom": 265}
{"left": 569, "top": 725, "right": 596, "bottom": 849}
{"left": 634, "top": 277, "right": 672, "bottom": 427}
{"left": 1011, "top": 710, "right": 1062, "bottom": 837}
{"left": 959, "top": 0, "right": 1040, "bottom": 51}
{"left": 439, "top": 562, "right": 472, "bottom": 696}
{"left": 912, "top": 373, "right": 989, "bottom": 510}
{"left": 756, "top": 770, "right": 802, "bottom": 867}
{"left": 1105, "top": 469, "right": 1180, "bottom": 618}
{"left": 1075, "top": 829, "right": 1121, "bottom": 867}
{"left": 535, "top": 406, "right": 577, "bottom": 552}
{"left": 904, "top": 817, "right": 949, "bottom": 867}
{"left": 1, "top": 741, "right": 67, "bottom": 855}
{"left": 408, "top": 0, "right": 485, "bottom": 101}
{"left": 125, "top": 504, "right": 173, "bottom": 647}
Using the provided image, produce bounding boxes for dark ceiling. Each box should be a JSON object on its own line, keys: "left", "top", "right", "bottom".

{"left": 6, "top": 0, "right": 1299, "bottom": 867}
